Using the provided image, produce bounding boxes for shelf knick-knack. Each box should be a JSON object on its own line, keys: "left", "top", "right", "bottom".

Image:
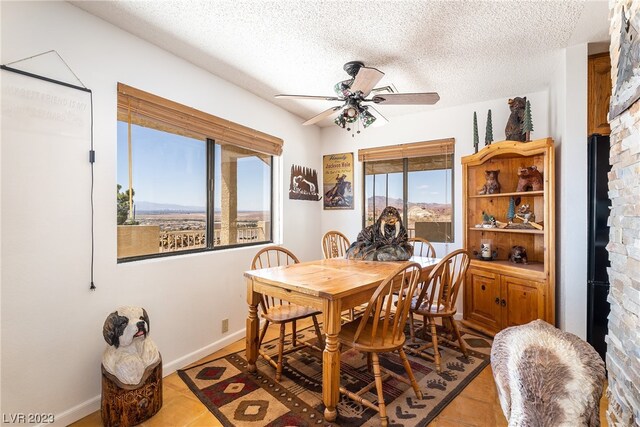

{"left": 485, "top": 109, "right": 493, "bottom": 145}
{"left": 507, "top": 196, "right": 516, "bottom": 223}
{"left": 505, "top": 97, "right": 527, "bottom": 141}
{"left": 473, "top": 111, "right": 479, "bottom": 153}
{"left": 522, "top": 100, "right": 534, "bottom": 142}
{"left": 478, "top": 170, "right": 501, "bottom": 195}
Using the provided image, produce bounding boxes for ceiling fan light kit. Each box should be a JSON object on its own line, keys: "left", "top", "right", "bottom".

{"left": 276, "top": 61, "right": 440, "bottom": 135}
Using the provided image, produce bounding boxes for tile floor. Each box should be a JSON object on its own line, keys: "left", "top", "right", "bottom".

{"left": 72, "top": 321, "right": 609, "bottom": 427}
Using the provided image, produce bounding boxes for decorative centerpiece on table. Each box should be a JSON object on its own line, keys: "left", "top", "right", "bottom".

{"left": 346, "top": 206, "right": 413, "bottom": 261}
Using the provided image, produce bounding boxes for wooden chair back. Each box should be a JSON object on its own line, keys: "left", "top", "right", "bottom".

{"left": 414, "top": 249, "right": 470, "bottom": 315}
{"left": 251, "top": 245, "right": 300, "bottom": 311}
{"left": 408, "top": 237, "right": 436, "bottom": 258}
{"left": 321, "top": 230, "right": 350, "bottom": 259}
{"left": 352, "top": 262, "right": 422, "bottom": 348}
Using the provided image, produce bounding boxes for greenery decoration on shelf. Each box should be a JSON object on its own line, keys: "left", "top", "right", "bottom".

{"left": 473, "top": 111, "right": 479, "bottom": 153}
{"left": 485, "top": 109, "right": 493, "bottom": 145}
{"left": 507, "top": 196, "right": 516, "bottom": 222}
{"left": 522, "top": 100, "right": 534, "bottom": 142}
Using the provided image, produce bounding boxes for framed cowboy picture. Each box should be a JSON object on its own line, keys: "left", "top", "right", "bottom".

{"left": 323, "top": 152, "right": 354, "bottom": 210}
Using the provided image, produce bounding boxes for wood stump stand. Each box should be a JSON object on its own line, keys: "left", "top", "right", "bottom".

{"left": 101, "top": 357, "right": 162, "bottom": 427}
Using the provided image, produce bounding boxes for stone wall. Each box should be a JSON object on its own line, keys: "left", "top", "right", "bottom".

{"left": 606, "top": 0, "right": 640, "bottom": 425}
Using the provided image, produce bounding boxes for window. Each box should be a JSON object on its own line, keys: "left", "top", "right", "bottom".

{"left": 116, "top": 84, "right": 281, "bottom": 261}
{"left": 360, "top": 139, "right": 454, "bottom": 243}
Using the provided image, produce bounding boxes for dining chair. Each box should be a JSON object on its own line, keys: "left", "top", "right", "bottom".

{"left": 338, "top": 262, "right": 423, "bottom": 427}
{"left": 321, "top": 230, "right": 350, "bottom": 259}
{"left": 408, "top": 236, "right": 436, "bottom": 258}
{"left": 321, "top": 230, "right": 366, "bottom": 321}
{"left": 407, "top": 249, "right": 470, "bottom": 372}
{"left": 251, "top": 245, "right": 324, "bottom": 381}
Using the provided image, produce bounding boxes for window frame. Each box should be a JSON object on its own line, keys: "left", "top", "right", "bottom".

{"left": 360, "top": 139, "right": 455, "bottom": 243}
{"left": 117, "top": 84, "right": 278, "bottom": 263}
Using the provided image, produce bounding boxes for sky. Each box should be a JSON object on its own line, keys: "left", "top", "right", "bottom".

{"left": 117, "top": 121, "right": 450, "bottom": 211}
{"left": 365, "top": 169, "right": 452, "bottom": 205}
{"left": 117, "top": 122, "right": 270, "bottom": 211}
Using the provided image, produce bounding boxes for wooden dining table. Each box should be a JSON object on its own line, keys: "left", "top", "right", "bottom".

{"left": 244, "top": 255, "right": 440, "bottom": 422}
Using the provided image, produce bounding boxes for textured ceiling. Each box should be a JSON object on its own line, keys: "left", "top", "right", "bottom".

{"left": 72, "top": 0, "right": 609, "bottom": 126}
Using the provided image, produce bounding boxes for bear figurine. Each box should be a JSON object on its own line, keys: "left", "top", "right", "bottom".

{"left": 478, "top": 170, "right": 501, "bottom": 195}
{"left": 509, "top": 245, "right": 528, "bottom": 264}
{"left": 505, "top": 97, "right": 527, "bottom": 142}
{"left": 516, "top": 165, "right": 543, "bottom": 192}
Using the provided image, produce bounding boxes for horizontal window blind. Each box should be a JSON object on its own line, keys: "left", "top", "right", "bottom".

{"left": 358, "top": 138, "right": 454, "bottom": 162}
{"left": 117, "top": 83, "right": 283, "bottom": 156}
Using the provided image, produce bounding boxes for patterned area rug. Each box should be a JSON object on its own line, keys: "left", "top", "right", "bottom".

{"left": 178, "top": 322, "right": 492, "bottom": 426}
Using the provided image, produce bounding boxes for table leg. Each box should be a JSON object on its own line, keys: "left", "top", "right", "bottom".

{"left": 322, "top": 299, "right": 341, "bottom": 422}
{"left": 246, "top": 279, "right": 260, "bottom": 372}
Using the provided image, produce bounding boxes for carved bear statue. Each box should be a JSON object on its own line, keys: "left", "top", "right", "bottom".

{"left": 505, "top": 97, "right": 527, "bottom": 142}
{"left": 516, "top": 165, "right": 543, "bottom": 192}
{"left": 479, "top": 170, "right": 501, "bottom": 195}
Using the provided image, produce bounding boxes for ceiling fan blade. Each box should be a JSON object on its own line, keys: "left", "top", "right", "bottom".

{"left": 349, "top": 67, "right": 385, "bottom": 97}
{"left": 371, "top": 92, "right": 440, "bottom": 105}
{"left": 275, "top": 94, "right": 342, "bottom": 101}
{"left": 302, "top": 106, "right": 342, "bottom": 125}
{"left": 368, "top": 106, "right": 389, "bottom": 127}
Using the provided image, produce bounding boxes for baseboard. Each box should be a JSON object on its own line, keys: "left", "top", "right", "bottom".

{"left": 47, "top": 395, "right": 101, "bottom": 427}
{"left": 48, "top": 329, "right": 246, "bottom": 426}
{"left": 163, "top": 328, "right": 245, "bottom": 373}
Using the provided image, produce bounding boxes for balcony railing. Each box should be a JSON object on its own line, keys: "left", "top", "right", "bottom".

{"left": 159, "top": 226, "right": 264, "bottom": 252}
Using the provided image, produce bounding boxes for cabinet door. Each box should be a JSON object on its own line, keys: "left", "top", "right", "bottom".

{"left": 588, "top": 53, "right": 611, "bottom": 136}
{"left": 465, "top": 268, "right": 501, "bottom": 333}
{"left": 500, "top": 275, "right": 546, "bottom": 328}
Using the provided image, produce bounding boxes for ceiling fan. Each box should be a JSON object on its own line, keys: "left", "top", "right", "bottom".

{"left": 275, "top": 61, "right": 440, "bottom": 135}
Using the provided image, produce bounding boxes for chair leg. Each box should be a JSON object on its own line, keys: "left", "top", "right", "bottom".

{"left": 450, "top": 317, "right": 468, "bottom": 356}
{"left": 409, "top": 313, "right": 416, "bottom": 343}
{"left": 398, "top": 347, "right": 423, "bottom": 399}
{"left": 292, "top": 320, "right": 297, "bottom": 347}
{"left": 366, "top": 353, "right": 373, "bottom": 373}
{"left": 312, "top": 315, "right": 324, "bottom": 348}
{"left": 422, "top": 315, "right": 428, "bottom": 340}
{"left": 276, "top": 323, "right": 286, "bottom": 381}
{"left": 370, "top": 353, "right": 388, "bottom": 427}
{"left": 258, "top": 320, "right": 270, "bottom": 347}
{"left": 429, "top": 318, "right": 442, "bottom": 372}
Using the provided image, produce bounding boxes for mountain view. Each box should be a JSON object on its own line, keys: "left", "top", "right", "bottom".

{"left": 136, "top": 200, "right": 205, "bottom": 213}
{"left": 367, "top": 196, "right": 452, "bottom": 227}
{"left": 368, "top": 196, "right": 451, "bottom": 214}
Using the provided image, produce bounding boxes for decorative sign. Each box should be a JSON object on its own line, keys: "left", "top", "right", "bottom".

{"left": 610, "top": 6, "right": 640, "bottom": 119}
{"left": 323, "top": 152, "right": 354, "bottom": 210}
{"left": 288, "top": 164, "right": 321, "bottom": 201}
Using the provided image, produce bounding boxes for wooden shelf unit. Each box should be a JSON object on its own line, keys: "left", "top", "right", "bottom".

{"left": 461, "top": 138, "right": 555, "bottom": 336}
{"left": 468, "top": 190, "right": 544, "bottom": 199}
{"left": 468, "top": 227, "right": 544, "bottom": 235}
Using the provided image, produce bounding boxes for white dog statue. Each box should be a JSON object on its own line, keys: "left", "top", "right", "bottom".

{"left": 102, "top": 306, "right": 160, "bottom": 385}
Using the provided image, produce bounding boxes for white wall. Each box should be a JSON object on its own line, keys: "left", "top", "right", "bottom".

{"left": 0, "top": 1, "right": 321, "bottom": 424}
{"left": 554, "top": 43, "right": 589, "bottom": 339}
{"left": 319, "top": 91, "right": 551, "bottom": 255}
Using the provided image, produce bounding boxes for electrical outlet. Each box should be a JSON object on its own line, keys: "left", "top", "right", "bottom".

{"left": 221, "top": 318, "right": 229, "bottom": 333}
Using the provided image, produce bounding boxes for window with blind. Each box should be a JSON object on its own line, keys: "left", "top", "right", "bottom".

{"left": 360, "top": 138, "right": 454, "bottom": 243}
{"left": 116, "top": 83, "right": 280, "bottom": 261}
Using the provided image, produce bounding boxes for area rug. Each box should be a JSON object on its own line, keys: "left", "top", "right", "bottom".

{"left": 178, "top": 322, "right": 492, "bottom": 426}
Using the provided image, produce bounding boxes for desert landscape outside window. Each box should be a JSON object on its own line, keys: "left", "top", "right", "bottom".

{"left": 116, "top": 84, "right": 276, "bottom": 261}
{"left": 361, "top": 139, "right": 454, "bottom": 243}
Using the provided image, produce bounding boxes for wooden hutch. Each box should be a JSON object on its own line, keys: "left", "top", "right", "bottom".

{"left": 461, "top": 138, "right": 555, "bottom": 336}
